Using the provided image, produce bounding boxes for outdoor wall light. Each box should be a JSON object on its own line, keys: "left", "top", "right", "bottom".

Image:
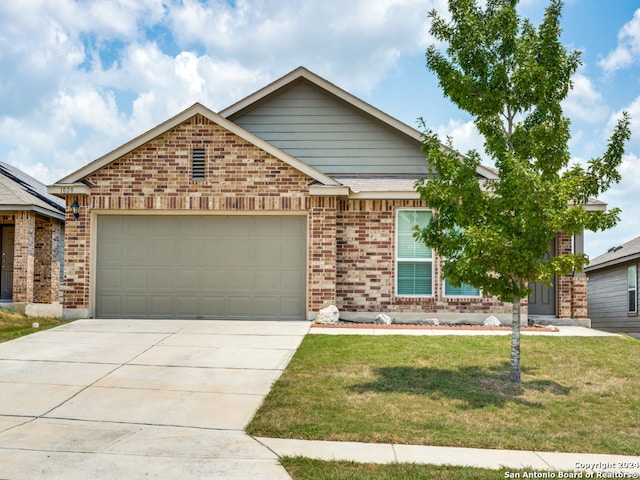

{"left": 71, "top": 201, "right": 80, "bottom": 219}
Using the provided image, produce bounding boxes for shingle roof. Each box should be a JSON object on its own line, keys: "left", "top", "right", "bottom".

{"left": 0, "top": 161, "right": 65, "bottom": 218}
{"left": 585, "top": 235, "right": 640, "bottom": 272}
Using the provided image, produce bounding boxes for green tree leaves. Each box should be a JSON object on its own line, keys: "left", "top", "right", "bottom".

{"left": 419, "top": 0, "right": 631, "bottom": 382}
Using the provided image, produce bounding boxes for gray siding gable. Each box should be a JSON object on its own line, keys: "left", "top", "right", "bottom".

{"left": 227, "top": 80, "right": 429, "bottom": 176}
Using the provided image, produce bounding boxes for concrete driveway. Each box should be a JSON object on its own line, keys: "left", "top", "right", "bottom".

{"left": 0, "top": 319, "right": 310, "bottom": 479}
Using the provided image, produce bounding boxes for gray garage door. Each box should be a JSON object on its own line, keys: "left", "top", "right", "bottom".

{"left": 96, "top": 215, "right": 306, "bottom": 319}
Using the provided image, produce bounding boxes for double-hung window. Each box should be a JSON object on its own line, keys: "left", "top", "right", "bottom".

{"left": 444, "top": 279, "right": 480, "bottom": 297}
{"left": 396, "top": 209, "right": 433, "bottom": 296}
{"left": 628, "top": 265, "right": 637, "bottom": 315}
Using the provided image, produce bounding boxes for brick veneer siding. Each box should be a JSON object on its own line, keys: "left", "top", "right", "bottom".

{"left": 33, "top": 218, "right": 63, "bottom": 303}
{"left": 553, "top": 232, "right": 588, "bottom": 319}
{"left": 336, "top": 199, "right": 513, "bottom": 316}
{"left": 62, "top": 114, "right": 335, "bottom": 317}
{"left": 12, "top": 211, "right": 35, "bottom": 303}
{"left": 62, "top": 196, "right": 91, "bottom": 311}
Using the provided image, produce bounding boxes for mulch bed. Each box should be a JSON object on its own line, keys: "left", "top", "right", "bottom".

{"left": 311, "top": 322, "right": 556, "bottom": 332}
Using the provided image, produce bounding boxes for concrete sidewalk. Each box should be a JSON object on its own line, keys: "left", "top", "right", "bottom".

{"left": 257, "top": 437, "right": 640, "bottom": 475}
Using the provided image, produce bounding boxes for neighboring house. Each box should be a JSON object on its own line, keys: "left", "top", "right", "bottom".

{"left": 0, "top": 161, "right": 65, "bottom": 317}
{"left": 585, "top": 236, "right": 640, "bottom": 333}
{"left": 48, "top": 67, "right": 593, "bottom": 323}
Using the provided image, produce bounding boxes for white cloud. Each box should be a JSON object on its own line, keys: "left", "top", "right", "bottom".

{"left": 436, "top": 118, "right": 487, "bottom": 160}
{"left": 563, "top": 73, "right": 609, "bottom": 123}
{"left": 607, "top": 96, "right": 640, "bottom": 148}
{"left": 599, "top": 8, "right": 640, "bottom": 72}
{"left": 167, "top": 0, "right": 442, "bottom": 93}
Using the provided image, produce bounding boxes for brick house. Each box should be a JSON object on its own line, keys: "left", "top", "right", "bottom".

{"left": 48, "top": 67, "right": 592, "bottom": 323}
{"left": 1, "top": 161, "right": 65, "bottom": 317}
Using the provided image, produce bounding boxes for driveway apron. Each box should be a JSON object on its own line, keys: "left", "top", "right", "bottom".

{"left": 0, "top": 319, "right": 309, "bottom": 480}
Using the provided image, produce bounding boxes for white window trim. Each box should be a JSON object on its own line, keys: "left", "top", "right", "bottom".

{"left": 443, "top": 278, "right": 482, "bottom": 298}
{"left": 395, "top": 208, "right": 434, "bottom": 298}
{"left": 628, "top": 265, "right": 637, "bottom": 315}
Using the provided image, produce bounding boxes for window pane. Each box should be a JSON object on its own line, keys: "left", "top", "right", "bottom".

{"left": 445, "top": 281, "right": 480, "bottom": 297}
{"left": 629, "top": 290, "right": 637, "bottom": 313}
{"left": 397, "top": 261, "right": 432, "bottom": 295}
{"left": 628, "top": 266, "right": 636, "bottom": 289}
{"left": 397, "top": 210, "right": 432, "bottom": 259}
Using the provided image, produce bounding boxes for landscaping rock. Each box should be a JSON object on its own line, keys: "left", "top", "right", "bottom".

{"left": 316, "top": 305, "right": 340, "bottom": 325}
{"left": 421, "top": 318, "right": 439, "bottom": 326}
{"left": 374, "top": 314, "right": 392, "bottom": 325}
{"left": 484, "top": 315, "right": 501, "bottom": 327}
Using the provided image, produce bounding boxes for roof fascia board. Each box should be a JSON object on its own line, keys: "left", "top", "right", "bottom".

{"left": 0, "top": 205, "right": 65, "bottom": 220}
{"left": 349, "top": 191, "right": 421, "bottom": 200}
{"left": 309, "top": 185, "right": 350, "bottom": 196}
{"left": 585, "top": 253, "right": 640, "bottom": 272}
{"left": 53, "top": 103, "right": 339, "bottom": 187}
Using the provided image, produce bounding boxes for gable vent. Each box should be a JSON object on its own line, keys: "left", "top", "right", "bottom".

{"left": 192, "top": 148, "right": 206, "bottom": 181}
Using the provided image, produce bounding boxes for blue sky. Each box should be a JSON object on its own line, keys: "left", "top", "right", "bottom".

{"left": 0, "top": 0, "right": 638, "bottom": 259}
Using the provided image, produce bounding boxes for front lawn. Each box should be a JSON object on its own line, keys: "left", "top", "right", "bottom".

{"left": 0, "top": 309, "right": 62, "bottom": 343}
{"left": 281, "top": 457, "right": 519, "bottom": 480}
{"left": 248, "top": 334, "right": 640, "bottom": 455}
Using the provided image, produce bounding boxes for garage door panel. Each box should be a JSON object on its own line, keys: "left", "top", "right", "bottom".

{"left": 99, "top": 242, "right": 123, "bottom": 264}
{"left": 201, "top": 269, "right": 228, "bottom": 289}
{"left": 146, "top": 242, "right": 174, "bottom": 265}
{"left": 99, "top": 268, "right": 122, "bottom": 289}
{"left": 254, "top": 270, "right": 280, "bottom": 290}
{"left": 281, "top": 297, "right": 304, "bottom": 317}
{"left": 175, "top": 240, "right": 204, "bottom": 264}
{"left": 281, "top": 270, "right": 305, "bottom": 290}
{"left": 96, "top": 215, "right": 306, "bottom": 319}
{"left": 122, "top": 296, "right": 148, "bottom": 317}
{"left": 97, "top": 295, "right": 122, "bottom": 317}
{"left": 175, "top": 269, "right": 199, "bottom": 289}
{"left": 199, "top": 296, "right": 226, "bottom": 313}
{"left": 123, "top": 269, "right": 146, "bottom": 289}
{"left": 227, "top": 296, "right": 255, "bottom": 317}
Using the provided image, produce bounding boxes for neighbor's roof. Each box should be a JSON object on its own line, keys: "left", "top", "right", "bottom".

{"left": 0, "top": 161, "right": 65, "bottom": 219}
{"left": 585, "top": 235, "right": 640, "bottom": 272}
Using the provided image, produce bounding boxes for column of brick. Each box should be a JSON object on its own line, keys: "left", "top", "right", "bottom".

{"left": 12, "top": 210, "right": 35, "bottom": 303}
{"left": 34, "top": 218, "right": 52, "bottom": 303}
{"left": 62, "top": 196, "right": 90, "bottom": 311}
{"left": 571, "top": 276, "right": 588, "bottom": 319}
{"left": 309, "top": 196, "right": 337, "bottom": 313}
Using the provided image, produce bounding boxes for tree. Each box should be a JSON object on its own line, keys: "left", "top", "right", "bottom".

{"left": 416, "top": 0, "right": 631, "bottom": 383}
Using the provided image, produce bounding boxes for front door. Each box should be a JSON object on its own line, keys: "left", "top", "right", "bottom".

{"left": 1, "top": 226, "right": 15, "bottom": 299}
{"left": 528, "top": 238, "right": 556, "bottom": 316}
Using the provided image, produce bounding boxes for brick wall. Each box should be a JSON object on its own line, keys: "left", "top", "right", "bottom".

{"left": 554, "top": 232, "right": 589, "bottom": 318}
{"left": 63, "top": 114, "right": 333, "bottom": 315}
{"left": 33, "top": 218, "right": 63, "bottom": 304}
{"left": 336, "top": 199, "right": 512, "bottom": 316}
{"left": 12, "top": 211, "right": 35, "bottom": 303}
{"left": 62, "top": 195, "right": 90, "bottom": 310}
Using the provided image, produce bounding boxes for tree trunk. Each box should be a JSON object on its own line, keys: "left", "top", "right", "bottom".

{"left": 510, "top": 295, "right": 521, "bottom": 383}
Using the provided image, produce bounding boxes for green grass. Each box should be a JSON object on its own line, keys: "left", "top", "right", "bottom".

{"left": 281, "top": 457, "right": 521, "bottom": 480}
{"left": 0, "top": 309, "right": 63, "bottom": 343}
{"left": 248, "top": 334, "right": 640, "bottom": 455}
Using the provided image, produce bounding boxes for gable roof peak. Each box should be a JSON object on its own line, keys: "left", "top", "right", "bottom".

{"left": 50, "top": 100, "right": 338, "bottom": 188}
